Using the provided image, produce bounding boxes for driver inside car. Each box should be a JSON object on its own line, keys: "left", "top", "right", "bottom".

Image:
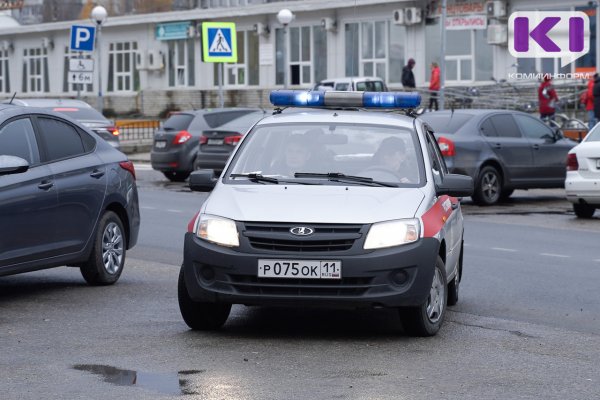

{"left": 369, "top": 136, "right": 414, "bottom": 183}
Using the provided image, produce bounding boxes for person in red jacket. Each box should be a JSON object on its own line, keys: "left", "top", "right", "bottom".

{"left": 538, "top": 75, "right": 559, "bottom": 120}
{"left": 581, "top": 74, "right": 596, "bottom": 128}
{"left": 428, "top": 62, "right": 440, "bottom": 111}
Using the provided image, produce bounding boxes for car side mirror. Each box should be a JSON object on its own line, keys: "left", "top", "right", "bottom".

{"left": 0, "top": 155, "right": 29, "bottom": 176}
{"left": 189, "top": 169, "right": 217, "bottom": 192}
{"left": 435, "top": 174, "right": 473, "bottom": 197}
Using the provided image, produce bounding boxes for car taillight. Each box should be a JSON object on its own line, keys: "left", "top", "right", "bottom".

{"left": 173, "top": 130, "right": 192, "bottom": 145}
{"left": 566, "top": 153, "right": 579, "bottom": 171}
{"left": 119, "top": 161, "right": 136, "bottom": 180}
{"left": 437, "top": 136, "right": 455, "bottom": 157}
{"left": 224, "top": 135, "right": 242, "bottom": 146}
{"left": 199, "top": 135, "right": 208, "bottom": 145}
{"left": 107, "top": 126, "right": 120, "bottom": 136}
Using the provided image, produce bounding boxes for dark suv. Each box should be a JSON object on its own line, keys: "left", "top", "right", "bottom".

{"left": 151, "top": 108, "right": 261, "bottom": 181}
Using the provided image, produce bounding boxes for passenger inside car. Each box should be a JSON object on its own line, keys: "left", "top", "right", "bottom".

{"left": 369, "top": 136, "right": 415, "bottom": 183}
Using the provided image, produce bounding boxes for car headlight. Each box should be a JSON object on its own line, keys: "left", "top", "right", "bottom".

{"left": 363, "top": 219, "right": 420, "bottom": 250}
{"left": 196, "top": 214, "right": 239, "bottom": 247}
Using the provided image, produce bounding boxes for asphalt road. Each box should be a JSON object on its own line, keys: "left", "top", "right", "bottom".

{"left": 1, "top": 165, "right": 599, "bottom": 399}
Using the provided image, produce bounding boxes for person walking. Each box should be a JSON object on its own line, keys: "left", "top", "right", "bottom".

{"left": 585, "top": 73, "right": 598, "bottom": 128}
{"left": 593, "top": 73, "right": 600, "bottom": 126}
{"left": 428, "top": 62, "right": 440, "bottom": 111}
{"left": 538, "top": 75, "right": 558, "bottom": 121}
{"left": 402, "top": 58, "right": 416, "bottom": 89}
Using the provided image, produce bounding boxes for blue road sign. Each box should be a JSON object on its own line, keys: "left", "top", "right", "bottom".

{"left": 202, "top": 22, "right": 237, "bottom": 62}
{"left": 70, "top": 25, "right": 96, "bottom": 52}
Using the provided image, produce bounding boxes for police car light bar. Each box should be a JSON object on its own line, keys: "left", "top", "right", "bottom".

{"left": 269, "top": 90, "right": 421, "bottom": 109}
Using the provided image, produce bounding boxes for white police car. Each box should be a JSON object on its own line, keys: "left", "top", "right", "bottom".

{"left": 179, "top": 91, "right": 473, "bottom": 336}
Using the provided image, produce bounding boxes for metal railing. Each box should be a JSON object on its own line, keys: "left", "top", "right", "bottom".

{"left": 115, "top": 119, "right": 160, "bottom": 142}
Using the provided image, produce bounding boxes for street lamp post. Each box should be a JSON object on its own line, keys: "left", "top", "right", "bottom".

{"left": 439, "top": 0, "right": 447, "bottom": 110}
{"left": 91, "top": 5, "right": 107, "bottom": 113}
{"left": 277, "top": 9, "right": 294, "bottom": 89}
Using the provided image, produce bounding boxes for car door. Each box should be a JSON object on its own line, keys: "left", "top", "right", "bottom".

{"left": 483, "top": 114, "right": 534, "bottom": 183}
{"left": 425, "top": 127, "right": 461, "bottom": 276}
{"left": 34, "top": 116, "right": 107, "bottom": 255}
{"left": 514, "top": 114, "right": 572, "bottom": 183}
{"left": 0, "top": 117, "right": 60, "bottom": 268}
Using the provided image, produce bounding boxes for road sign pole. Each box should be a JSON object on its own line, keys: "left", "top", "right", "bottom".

{"left": 218, "top": 62, "right": 224, "bottom": 108}
{"left": 439, "top": 0, "right": 447, "bottom": 111}
{"left": 77, "top": 51, "right": 82, "bottom": 100}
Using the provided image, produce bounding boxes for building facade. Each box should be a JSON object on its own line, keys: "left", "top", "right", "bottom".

{"left": 0, "top": 0, "right": 596, "bottom": 116}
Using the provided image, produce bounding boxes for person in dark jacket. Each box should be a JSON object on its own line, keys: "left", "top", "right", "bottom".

{"left": 402, "top": 58, "right": 416, "bottom": 89}
{"left": 593, "top": 74, "right": 600, "bottom": 124}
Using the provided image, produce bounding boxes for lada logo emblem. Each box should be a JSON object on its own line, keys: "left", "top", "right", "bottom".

{"left": 290, "top": 226, "right": 314, "bottom": 236}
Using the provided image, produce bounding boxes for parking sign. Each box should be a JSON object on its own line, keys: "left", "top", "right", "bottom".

{"left": 70, "top": 25, "right": 96, "bottom": 52}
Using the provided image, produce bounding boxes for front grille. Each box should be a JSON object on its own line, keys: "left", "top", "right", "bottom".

{"left": 243, "top": 222, "right": 364, "bottom": 253}
{"left": 227, "top": 274, "right": 374, "bottom": 296}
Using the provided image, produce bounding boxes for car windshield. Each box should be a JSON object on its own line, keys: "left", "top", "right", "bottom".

{"left": 420, "top": 113, "right": 474, "bottom": 134}
{"left": 47, "top": 107, "right": 108, "bottom": 122}
{"left": 226, "top": 122, "right": 424, "bottom": 187}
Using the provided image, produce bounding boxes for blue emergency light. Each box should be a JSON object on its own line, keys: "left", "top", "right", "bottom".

{"left": 269, "top": 90, "right": 421, "bottom": 109}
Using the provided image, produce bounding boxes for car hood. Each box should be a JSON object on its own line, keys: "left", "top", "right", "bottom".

{"left": 203, "top": 184, "right": 425, "bottom": 224}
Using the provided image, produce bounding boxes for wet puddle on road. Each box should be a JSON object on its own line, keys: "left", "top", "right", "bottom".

{"left": 73, "top": 364, "right": 203, "bottom": 395}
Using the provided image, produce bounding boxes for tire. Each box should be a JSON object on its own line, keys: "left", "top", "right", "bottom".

{"left": 472, "top": 166, "right": 502, "bottom": 205}
{"left": 80, "top": 211, "right": 126, "bottom": 286}
{"left": 178, "top": 266, "right": 231, "bottom": 330}
{"left": 163, "top": 171, "right": 190, "bottom": 182}
{"left": 447, "top": 244, "right": 463, "bottom": 307}
{"left": 573, "top": 203, "right": 596, "bottom": 219}
{"left": 400, "top": 256, "right": 447, "bottom": 337}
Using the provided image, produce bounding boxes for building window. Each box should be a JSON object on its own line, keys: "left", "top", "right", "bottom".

{"left": 426, "top": 22, "right": 492, "bottom": 84}
{"left": 275, "top": 26, "right": 327, "bottom": 86}
{"left": 0, "top": 49, "right": 9, "bottom": 93}
{"left": 213, "top": 31, "right": 259, "bottom": 87}
{"left": 168, "top": 39, "right": 195, "bottom": 87}
{"left": 345, "top": 21, "right": 398, "bottom": 82}
{"left": 107, "top": 41, "right": 139, "bottom": 92}
{"left": 63, "top": 46, "right": 93, "bottom": 93}
{"left": 22, "top": 48, "right": 49, "bottom": 93}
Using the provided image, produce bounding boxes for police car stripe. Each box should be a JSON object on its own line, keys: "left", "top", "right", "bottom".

{"left": 421, "top": 195, "right": 455, "bottom": 238}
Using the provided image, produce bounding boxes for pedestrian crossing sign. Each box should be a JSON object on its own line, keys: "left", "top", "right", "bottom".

{"left": 202, "top": 22, "right": 237, "bottom": 63}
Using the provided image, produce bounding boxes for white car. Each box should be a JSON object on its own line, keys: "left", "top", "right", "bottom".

{"left": 565, "top": 125, "right": 600, "bottom": 218}
{"left": 180, "top": 90, "right": 473, "bottom": 336}
{"left": 313, "top": 77, "right": 387, "bottom": 92}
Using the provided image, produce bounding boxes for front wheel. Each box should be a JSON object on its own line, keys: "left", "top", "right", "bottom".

{"left": 400, "top": 256, "right": 447, "bottom": 337}
{"left": 472, "top": 166, "right": 502, "bottom": 205}
{"left": 573, "top": 203, "right": 596, "bottom": 218}
{"left": 178, "top": 266, "right": 231, "bottom": 330}
{"left": 80, "top": 211, "right": 126, "bottom": 286}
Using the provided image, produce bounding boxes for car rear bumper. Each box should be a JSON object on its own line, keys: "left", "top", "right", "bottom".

{"left": 151, "top": 149, "right": 192, "bottom": 172}
{"left": 182, "top": 233, "right": 439, "bottom": 309}
{"left": 195, "top": 152, "right": 231, "bottom": 171}
{"left": 565, "top": 173, "right": 600, "bottom": 205}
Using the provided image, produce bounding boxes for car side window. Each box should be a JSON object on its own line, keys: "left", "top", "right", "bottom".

{"left": 480, "top": 118, "right": 498, "bottom": 137}
{"left": 514, "top": 114, "right": 555, "bottom": 140}
{"left": 37, "top": 117, "right": 86, "bottom": 161}
{"left": 0, "top": 118, "right": 40, "bottom": 165}
{"left": 335, "top": 83, "right": 349, "bottom": 90}
{"left": 489, "top": 114, "right": 522, "bottom": 138}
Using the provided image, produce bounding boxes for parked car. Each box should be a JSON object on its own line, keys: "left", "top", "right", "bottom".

{"left": 565, "top": 124, "right": 600, "bottom": 218}
{"left": 193, "top": 110, "right": 267, "bottom": 173}
{"left": 313, "top": 77, "right": 388, "bottom": 92}
{"left": 4, "top": 98, "right": 120, "bottom": 149}
{"left": 420, "top": 110, "right": 577, "bottom": 205}
{"left": 179, "top": 91, "right": 473, "bottom": 337}
{"left": 151, "top": 108, "right": 261, "bottom": 182}
{"left": 0, "top": 104, "right": 140, "bottom": 285}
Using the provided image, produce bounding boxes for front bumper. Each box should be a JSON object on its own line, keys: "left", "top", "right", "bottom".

{"left": 182, "top": 233, "right": 440, "bottom": 308}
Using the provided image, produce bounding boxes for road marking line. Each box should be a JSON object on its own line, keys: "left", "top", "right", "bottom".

{"left": 540, "top": 253, "right": 570, "bottom": 258}
{"left": 167, "top": 209, "right": 183, "bottom": 213}
{"left": 141, "top": 206, "right": 156, "bottom": 210}
{"left": 594, "top": 259, "right": 600, "bottom": 263}
{"left": 492, "top": 247, "right": 517, "bottom": 252}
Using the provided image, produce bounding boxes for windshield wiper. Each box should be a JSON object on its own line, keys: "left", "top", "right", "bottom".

{"left": 294, "top": 172, "right": 397, "bottom": 187}
{"left": 230, "top": 173, "right": 279, "bottom": 184}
